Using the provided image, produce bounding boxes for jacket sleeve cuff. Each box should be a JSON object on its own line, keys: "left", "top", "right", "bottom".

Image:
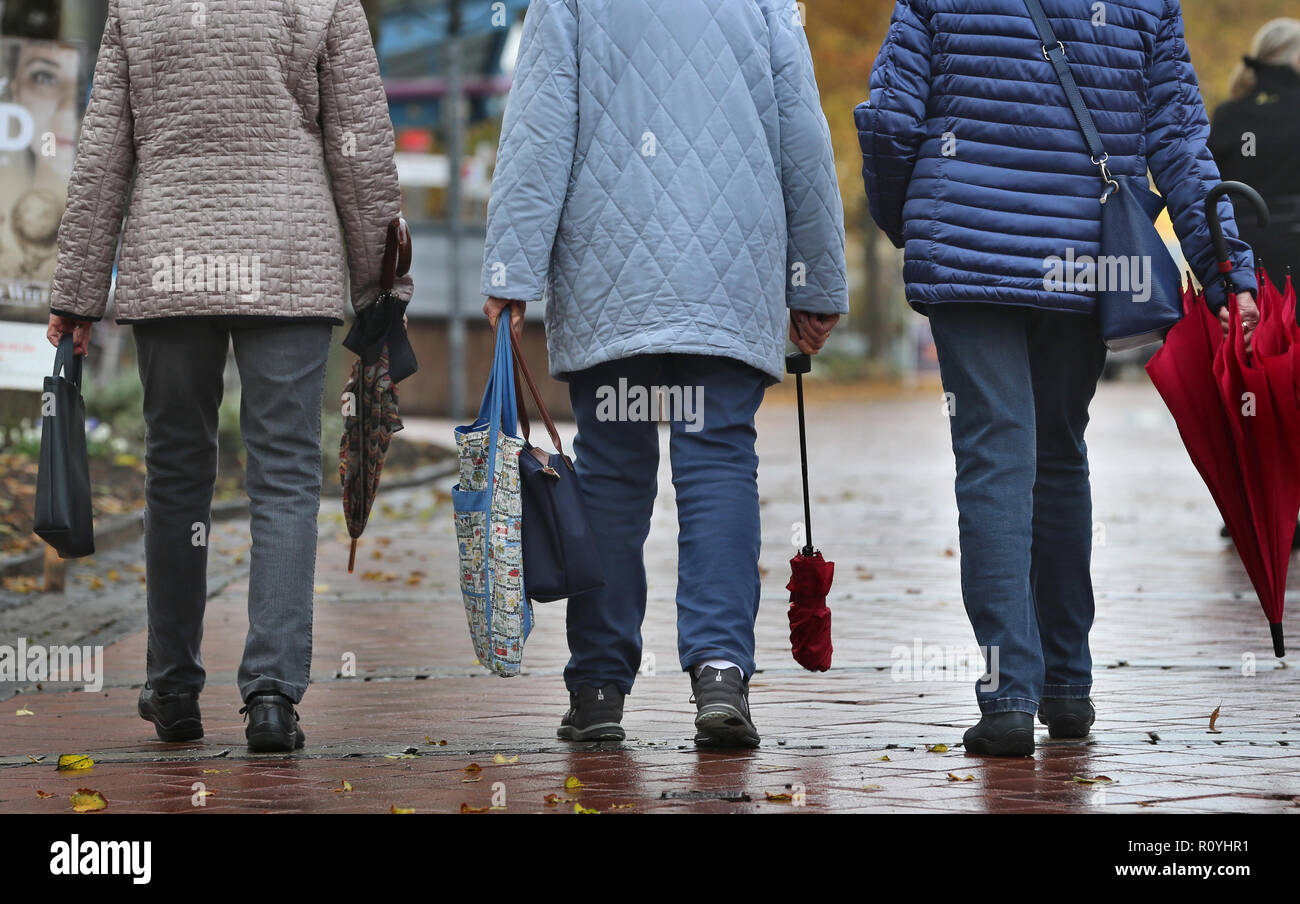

{"left": 1202, "top": 267, "right": 1258, "bottom": 313}
{"left": 49, "top": 307, "right": 103, "bottom": 323}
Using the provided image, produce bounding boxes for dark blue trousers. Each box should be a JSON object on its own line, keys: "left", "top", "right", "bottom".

{"left": 564, "top": 354, "right": 767, "bottom": 695}
{"left": 927, "top": 303, "right": 1108, "bottom": 714}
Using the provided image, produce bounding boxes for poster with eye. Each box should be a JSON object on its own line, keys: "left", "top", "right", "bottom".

{"left": 0, "top": 37, "right": 84, "bottom": 313}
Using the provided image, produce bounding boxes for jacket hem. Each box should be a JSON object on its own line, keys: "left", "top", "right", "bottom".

{"left": 550, "top": 341, "right": 783, "bottom": 385}
{"left": 909, "top": 295, "right": 1096, "bottom": 317}
{"left": 117, "top": 313, "right": 344, "bottom": 327}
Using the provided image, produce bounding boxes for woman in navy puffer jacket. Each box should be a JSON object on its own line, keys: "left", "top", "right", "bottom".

{"left": 858, "top": 0, "right": 1257, "bottom": 756}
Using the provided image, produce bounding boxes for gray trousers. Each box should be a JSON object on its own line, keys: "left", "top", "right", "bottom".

{"left": 134, "top": 319, "right": 332, "bottom": 703}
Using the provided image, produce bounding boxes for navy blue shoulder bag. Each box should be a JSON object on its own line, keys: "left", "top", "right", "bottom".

{"left": 510, "top": 339, "right": 605, "bottom": 604}
{"left": 1023, "top": 0, "right": 1182, "bottom": 350}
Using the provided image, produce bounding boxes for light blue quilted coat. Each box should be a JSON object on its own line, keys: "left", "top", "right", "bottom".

{"left": 857, "top": 0, "right": 1256, "bottom": 314}
{"left": 481, "top": 0, "right": 848, "bottom": 381}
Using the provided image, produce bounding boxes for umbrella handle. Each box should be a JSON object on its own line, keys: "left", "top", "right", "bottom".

{"left": 786, "top": 353, "right": 814, "bottom": 556}
{"left": 380, "top": 217, "right": 412, "bottom": 293}
{"left": 1205, "top": 182, "right": 1269, "bottom": 276}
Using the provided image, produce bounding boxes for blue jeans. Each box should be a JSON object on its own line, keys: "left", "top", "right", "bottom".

{"left": 564, "top": 354, "right": 768, "bottom": 694}
{"left": 927, "top": 304, "right": 1107, "bottom": 714}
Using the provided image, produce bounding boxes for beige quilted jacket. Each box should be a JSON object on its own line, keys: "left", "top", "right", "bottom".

{"left": 49, "top": 0, "right": 412, "bottom": 324}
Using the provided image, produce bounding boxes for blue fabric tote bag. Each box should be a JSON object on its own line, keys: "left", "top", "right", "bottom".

{"left": 453, "top": 319, "right": 532, "bottom": 677}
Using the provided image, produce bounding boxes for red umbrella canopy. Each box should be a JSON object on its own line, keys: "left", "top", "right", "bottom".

{"left": 788, "top": 550, "right": 834, "bottom": 672}
{"left": 1147, "top": 278, "right": 1297, "bottom": 656}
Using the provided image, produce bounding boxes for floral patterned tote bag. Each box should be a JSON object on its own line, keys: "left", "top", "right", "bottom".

{"left": 452, "top": 318, "right": 532, "bottom": 676}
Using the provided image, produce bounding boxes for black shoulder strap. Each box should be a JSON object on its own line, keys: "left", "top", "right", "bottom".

{"left": 1021, "top": 0, "right": 1108, "bottom": 165}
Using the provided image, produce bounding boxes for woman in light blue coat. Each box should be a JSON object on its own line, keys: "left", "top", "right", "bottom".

{"left": 481, "top": 0, "right": 847, "bottom": 747}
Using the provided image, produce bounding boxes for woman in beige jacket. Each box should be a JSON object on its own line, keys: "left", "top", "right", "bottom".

{"left": 46, "top": 0, "right": 412, "bottom": 752}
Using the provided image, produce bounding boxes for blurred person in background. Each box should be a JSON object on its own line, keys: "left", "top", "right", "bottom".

{"left": 1209, "top": 17, "right": 1300, "bottom": 548}
{"left": 481, "top": 0, "right": 847, "bottom": 748}
{"left": 859, "top": 0, "right": 1256, "bottom": 756}
{"left": 44, "top": 0, "right": 411, "bottom": 752}
{"left": 1210, "top": 18, "right": 1300, "bottom": 278}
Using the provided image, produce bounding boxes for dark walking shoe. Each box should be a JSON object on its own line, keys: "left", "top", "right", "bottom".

{"left": 1038, "top": 697, "right": 1095, "bottom": 739}
{"left": 963, "top": 711, "right": 1034, "bottom": 757}
{"left": 557, "top": 684, "right": 626, "bottom": 741}
{"left": 691, "top": 666, "right": 760, "bottom": 749}
{"left": 240, "top": 693, "right": 305, "bottom": 752}
{"left": 138, "top": 684, "right": 203, "bottom": 742}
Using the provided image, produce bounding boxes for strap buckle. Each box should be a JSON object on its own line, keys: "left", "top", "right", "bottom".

{"left": 1042, "top": 41, "right": 1065, "bottom": 61}
{"left": 1092, "top": 154, "right": 1120, "bottom": 203}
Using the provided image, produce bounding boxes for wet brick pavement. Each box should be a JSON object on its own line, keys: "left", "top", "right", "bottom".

{"left": 2, "top": 380, "right": 1298, "bottom": 814}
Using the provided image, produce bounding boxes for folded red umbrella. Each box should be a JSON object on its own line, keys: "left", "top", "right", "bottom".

{"left": 785, "top": 352, "right": 833, "bottom": 671}
{"left": 1147, "top": 182, "right": 1291, "bottom": 656}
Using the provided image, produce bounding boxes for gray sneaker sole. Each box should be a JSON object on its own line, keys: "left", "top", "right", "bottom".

{"left": 557, "top": 722, "right": 625, "bottom": 742}
{"left": 693, "top": 707, "right": 760, "bottom": 749}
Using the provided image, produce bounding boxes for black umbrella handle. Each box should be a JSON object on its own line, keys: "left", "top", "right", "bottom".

{"left": 1205, "top": 181, "right": 1269, "bottom": 274}
{"left": 787, "top": 352, "right": 814, "bottom": 557}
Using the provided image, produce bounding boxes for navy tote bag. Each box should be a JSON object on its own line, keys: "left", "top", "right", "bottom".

{"left": 1023, "top": 0, "right": 1182, "bottom": 350}
{"left": 509, "top": 338, "right": 604, "bottom": 604}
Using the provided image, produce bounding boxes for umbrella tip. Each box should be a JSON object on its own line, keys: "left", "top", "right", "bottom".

{"left": 348, "top": 539, "right": 358, "bottom": 574}
{"left": 1271, "top": 622, "right": 1285, "bottom": 658}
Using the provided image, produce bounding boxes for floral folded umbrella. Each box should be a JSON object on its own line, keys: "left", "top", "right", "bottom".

{"left": 340, "top": 217, "right": 417, "bottom": 572}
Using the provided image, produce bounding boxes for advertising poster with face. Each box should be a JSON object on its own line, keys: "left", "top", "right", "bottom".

{"left": 0, "top": 37, "right": 82, "bottom": 312}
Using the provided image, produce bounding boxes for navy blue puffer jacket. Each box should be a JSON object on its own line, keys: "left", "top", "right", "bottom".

{"left": 856, "top": 0, "right": 1256, "bottom": 314}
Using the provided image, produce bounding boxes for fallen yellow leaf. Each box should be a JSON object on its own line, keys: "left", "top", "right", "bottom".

{"left": 56, "top": 754, "right": 94, "bottom": 772}
{"left": 927, "top": 744, "right": 949, "bottom": 753}
{"left": 36, "top": 790, "right": 55, "bottom": 799}
{"left": 573, "top": 803, "right": 599, "bottom": 814}
{"left": 390, "top": 804, "right": 415, "bottom": 814}
{"left": 564, "top": 775, "right": 583, "bottom": 790}
{"left": 764, "top": 791, "right": 794, "bottom": 801}
{"left": 946, "top": 773, "right": 975, "bottom": 782}
{"left": 70, "top": 788, "right": 107, "bottom": 812}
{"left": 493, "top": 753, "right": 519, "bottom": 765}
{"left": 1209, "top": 705, "right": 1222, "bottom": 733}
{"left": 461, "top": 803, "right": 491, "bottom": 813}
{"left": 333, "top": 780, "right": 353, "bottom": 793}
{"left": 464, "top": 762, "right": 482, "bottom": 773}
{"left": 15, "top": 707, "right": 34, "bottom": 716}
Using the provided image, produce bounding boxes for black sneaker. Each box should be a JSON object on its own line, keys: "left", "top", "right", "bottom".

{"left": 691, "top": 666, "right": 760, "bottom": 749}
{"left": 1038, "top": 697, "right": 1095, "bottom": 739}
{"left": 963, "top": 711, "right": 1034, "bottom": 757}
{"left": 138, "top": 684, "right": 203, "bottom": 742}
{"left": 240, "top": 693, "right": 305, "bottom": 752}
{"left": 557, "top": 684, "right": 625, "bottom": 741}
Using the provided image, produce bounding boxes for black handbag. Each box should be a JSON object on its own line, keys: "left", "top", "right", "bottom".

{"left": 34, "top": 335, "right": 95, "bottom": 558}
{"left": 510, "top": 339, "right": 604, "bottom": 603}
{"left": 1023, "top": 0, "right": 1182, "bottom": 350}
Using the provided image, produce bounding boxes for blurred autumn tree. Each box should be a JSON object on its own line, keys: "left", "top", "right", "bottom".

{"left": 803, "top": 0, "right": 1295, "bottom": 368}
